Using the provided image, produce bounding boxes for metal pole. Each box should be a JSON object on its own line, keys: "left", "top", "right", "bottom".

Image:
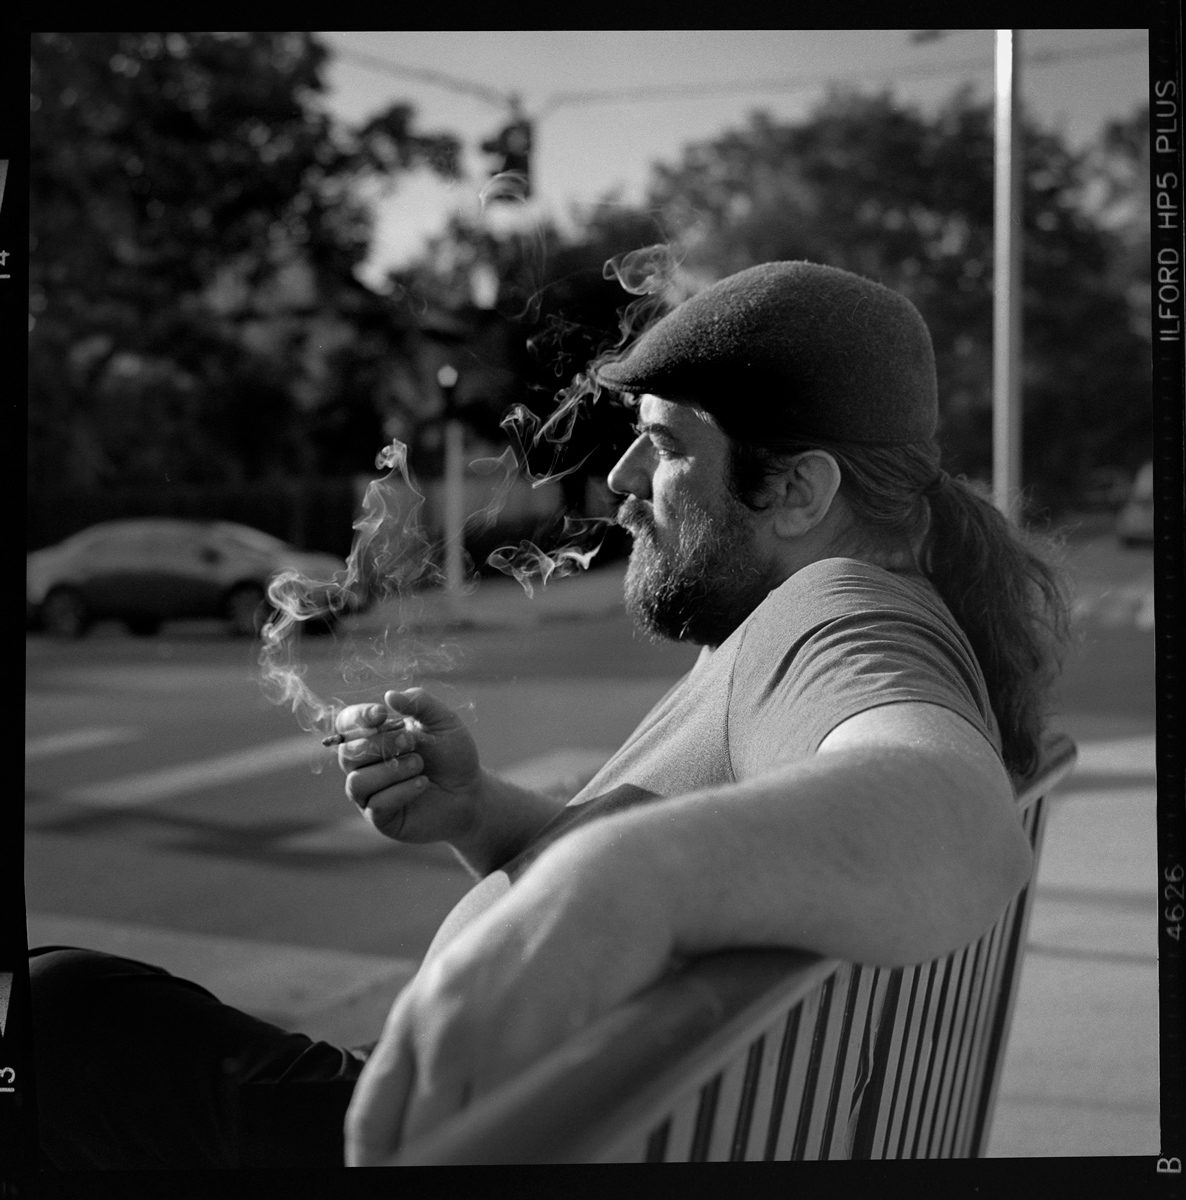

{"left": 992, "top": 30, "right": 1024, "bottom": 521}
{"left": 443, "top": 419, "right": 466, "bottom": 597}
{"left": 437, "top": 365, "right": 466, "bottom": 599}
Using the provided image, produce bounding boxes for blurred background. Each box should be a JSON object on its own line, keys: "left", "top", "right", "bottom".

{"left": 27, "top": 29, "right": 1154, "bottom": 566}
{"left": 24, "top": 29, "right": 1164, "bottom": 1160}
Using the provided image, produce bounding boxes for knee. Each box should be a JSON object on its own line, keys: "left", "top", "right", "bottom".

{"left": 31, "top": 944, "right": 156, "bottom": 988}
{"left": 29, "top": 946, "right": 167, "bottom": 1029}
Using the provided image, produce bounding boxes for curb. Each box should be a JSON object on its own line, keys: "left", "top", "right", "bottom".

{"left": 349, "top": 565, "right": 629, "bottom": 636}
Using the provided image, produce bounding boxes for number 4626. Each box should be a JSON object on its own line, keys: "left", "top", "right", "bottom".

{"left": 1166, "top": 863, "right": 1184, "bottom": 942}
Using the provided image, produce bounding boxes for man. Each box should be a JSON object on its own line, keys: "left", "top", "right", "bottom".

{"left": 29, "top": 261, "right": 1069, "bottom": 1169}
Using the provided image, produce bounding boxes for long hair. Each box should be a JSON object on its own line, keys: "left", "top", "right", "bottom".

{"left": 725, "top": 436, "right": 1073, "bottom": 779}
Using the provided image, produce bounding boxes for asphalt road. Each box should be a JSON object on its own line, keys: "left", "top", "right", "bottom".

{"left": 21, "top": 532, "right": 1156, "bottom": 1002}
{"left": 23, "top": 593, "right": 701, "bottom": 964}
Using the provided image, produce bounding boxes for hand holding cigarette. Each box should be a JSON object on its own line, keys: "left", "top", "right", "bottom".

{"left": 337, "top": 688, "right": 486, "bottom": 848}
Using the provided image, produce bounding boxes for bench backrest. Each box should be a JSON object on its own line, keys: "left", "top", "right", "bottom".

{"left": 396, "top": 732, "right": 1078, "bottom": 1163}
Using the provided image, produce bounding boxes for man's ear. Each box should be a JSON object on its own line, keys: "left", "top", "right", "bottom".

{"left": 765, "top": 450, "right": 843, "bottom": 538}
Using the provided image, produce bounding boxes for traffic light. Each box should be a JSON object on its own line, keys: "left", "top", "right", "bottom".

{"left": 480, "top": 117, "right": 532, "bottom": 200}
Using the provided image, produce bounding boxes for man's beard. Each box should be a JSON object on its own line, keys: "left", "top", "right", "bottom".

{"left": 617, "top": 494, "right": 776, "bottom": 647}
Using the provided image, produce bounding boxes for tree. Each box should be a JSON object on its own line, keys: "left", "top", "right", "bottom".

{"left": 28, "top": 32, "right": 461, "bottom": 491}
{"left": 636, "top": 88, "right": 1151, "bottom": 512}
{"left": 389, "top": 87, "right": 1150, "bottom": 525}
{"left": 391, "top": 205, "right": 672, "bottom": 514}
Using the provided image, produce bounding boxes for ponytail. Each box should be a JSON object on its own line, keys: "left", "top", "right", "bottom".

{"left": 724, "top": 436, "right": 1073, "bottom": 778}
{"left": 920, "top": 471, "right": 1072, "bottom": 778}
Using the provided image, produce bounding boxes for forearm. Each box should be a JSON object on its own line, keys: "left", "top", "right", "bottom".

{"left": 448, "top": 770, "right": 568, "bottom": 877}
{"left": 538, "top": 743, "right": 1031, "bottom": 968}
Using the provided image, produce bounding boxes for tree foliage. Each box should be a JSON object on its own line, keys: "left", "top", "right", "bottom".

{"left": 637, "top": 88, "right": 1151, "bottom": 509}
{"left": 391, "top": 204, "right": 672, "bottom": 509}
{"left": 396, "top": 87, "right": 1149, "bottom": 517}
{"left": 29, "top": 31, "right": 460, "bottom": 491}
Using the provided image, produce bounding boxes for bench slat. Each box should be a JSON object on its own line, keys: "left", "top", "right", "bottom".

{"left": 392, "top": 731, "right": 1076, "bottom": 1164}
{"left": 764, "top": 989, "right": 818, "bottom": 1159}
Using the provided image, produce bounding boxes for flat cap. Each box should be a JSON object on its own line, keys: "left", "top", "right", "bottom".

{"left": 593, "top": 261, "right": 937, "bottom": 445}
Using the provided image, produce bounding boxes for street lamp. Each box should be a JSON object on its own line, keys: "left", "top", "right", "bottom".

{"left": 437, "top": 363, "right": 465, "bottom": 600}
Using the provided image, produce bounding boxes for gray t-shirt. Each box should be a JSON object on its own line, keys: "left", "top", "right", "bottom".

{"left": 422, "top": 557, "right": 1000, "bottom": 960}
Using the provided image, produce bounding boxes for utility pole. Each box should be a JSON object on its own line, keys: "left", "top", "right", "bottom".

{"left": 992, "top": 30, "right": 1024, "bottom": 522}
{"left": 910, "top": 28, "right": 1026, "bottom": 522}
{"left": 437, "top": 363, "right": 466, "bottom": 600}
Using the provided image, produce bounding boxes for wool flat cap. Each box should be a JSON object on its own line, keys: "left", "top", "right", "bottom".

{"left": 593, "top": 261, "right": 937, "bottom": 445}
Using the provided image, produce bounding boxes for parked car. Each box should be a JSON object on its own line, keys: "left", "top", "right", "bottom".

{"left": 27, "top": 518, "right": 355, "bottom": 638}
{"left": 1116, "top": 461, "right": 1155, "bottom": 547}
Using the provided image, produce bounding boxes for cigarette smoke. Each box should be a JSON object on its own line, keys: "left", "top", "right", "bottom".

{"left": 257, "top": 234, "right": 688, "bottom": 736}
{"left": 482, "top": 242, "right": 685, "bottom": 596}
{"left": 257, "top": 438, "right": 453, "bottom": 738}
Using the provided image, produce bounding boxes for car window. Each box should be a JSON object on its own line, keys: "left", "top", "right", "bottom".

{"left": 66, "top": 524, "right": 134, "bottom": 554}
{"left": 213, "top": 524, "right": 290, "bottom": 555}
{"left": 139, "top": 529, "right": 197, "bottom": 557}
{"left": 77, "top": 527, "right": 150, "bottom": 560}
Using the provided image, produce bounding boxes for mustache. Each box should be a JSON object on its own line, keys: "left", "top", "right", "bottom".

{"left": 616, "top": 498, "right": 655, "bottom": 536}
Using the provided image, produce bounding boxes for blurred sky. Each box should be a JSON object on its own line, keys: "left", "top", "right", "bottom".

{"left": 317, "top": 29, "right": 1150, "bottom": 284}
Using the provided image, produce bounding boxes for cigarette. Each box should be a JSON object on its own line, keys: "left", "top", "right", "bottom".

{"left": 321, "top": 717, "right": 406, "bottom": 747}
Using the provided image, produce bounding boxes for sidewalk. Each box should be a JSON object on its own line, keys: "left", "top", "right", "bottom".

{"left": 349, "top": 559, "right": 630, "bottom": 637}
{"left": 988, "top": 722, "right": 1160, "bottom": 1157}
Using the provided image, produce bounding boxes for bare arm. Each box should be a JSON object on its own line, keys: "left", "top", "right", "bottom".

{"left": 561, "top": 701, "right": 1029, "bottom": 966}
{"left": 449, "top": 770, "right": 568, "bottom": 876}
{"left": 345, "top": 700, "right": 1030, "bottom": 1161}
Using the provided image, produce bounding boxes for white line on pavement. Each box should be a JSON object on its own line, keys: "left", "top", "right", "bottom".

{"left": 25, "top": 726, "right": 144, "bottom": 761}
{"left": 57, "top": 735, "right": 323, "bottom": 809}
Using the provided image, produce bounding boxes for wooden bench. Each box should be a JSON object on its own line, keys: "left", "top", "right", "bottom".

{"left": 393, "top": 731, "right": 1077, "bottom": 1164}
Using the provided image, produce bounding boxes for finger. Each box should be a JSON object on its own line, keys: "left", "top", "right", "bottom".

{"left": 334, "top": 702, "right": 391, "bottom": 736}
{"left": 359, "top": 776, "right": 431, "bottom": 837}
{"left": 323, "top": 717, "right": 405, "bottom": 746}
{"left": 344, "top": 755, "right": 425, "bottom": 809}
{"left": 337, "top": 727, "right": 414, "bottom": 772}
{"left": 344, "top": 992, "right": 418, "bottom": 1167}
{"left": 382, "top": 688, "right": 455, "bottom": 730}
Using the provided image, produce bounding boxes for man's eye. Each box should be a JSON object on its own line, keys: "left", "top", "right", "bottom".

{"left": 631, "top": 423, "right": 679, "bottom": 458}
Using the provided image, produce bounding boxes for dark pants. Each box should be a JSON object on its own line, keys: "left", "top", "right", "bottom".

{"left": 28, "top": 946, "right": 367, "bottom": 1170}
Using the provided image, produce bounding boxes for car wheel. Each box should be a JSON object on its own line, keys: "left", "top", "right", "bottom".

{"left": 42, "top": 587, "right": 90, "bottom": 638}
{"left": 224, "top": 584, "right": 267, "bottom": 637}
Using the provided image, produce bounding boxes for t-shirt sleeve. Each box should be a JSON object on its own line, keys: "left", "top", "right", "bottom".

{"left": 726, "top": 567, "right": 998, "bottom": 779}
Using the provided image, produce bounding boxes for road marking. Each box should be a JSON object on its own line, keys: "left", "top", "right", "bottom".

{"left": 57, "top": 735, "right": 322, "bottom": 809}
{"left": 25, "top": 726, "right": 144, "bottom": 761}
{"left": 275, "top": 747, "right": 613, "bottom": 855}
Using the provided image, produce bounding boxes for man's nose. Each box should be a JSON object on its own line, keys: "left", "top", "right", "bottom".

{"left": 606, "top": 436, "right": 653, "bottom": 500}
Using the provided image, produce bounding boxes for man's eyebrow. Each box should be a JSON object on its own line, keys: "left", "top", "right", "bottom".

{"left": 632, "top": 420, "right": 682, "bottom": 442}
